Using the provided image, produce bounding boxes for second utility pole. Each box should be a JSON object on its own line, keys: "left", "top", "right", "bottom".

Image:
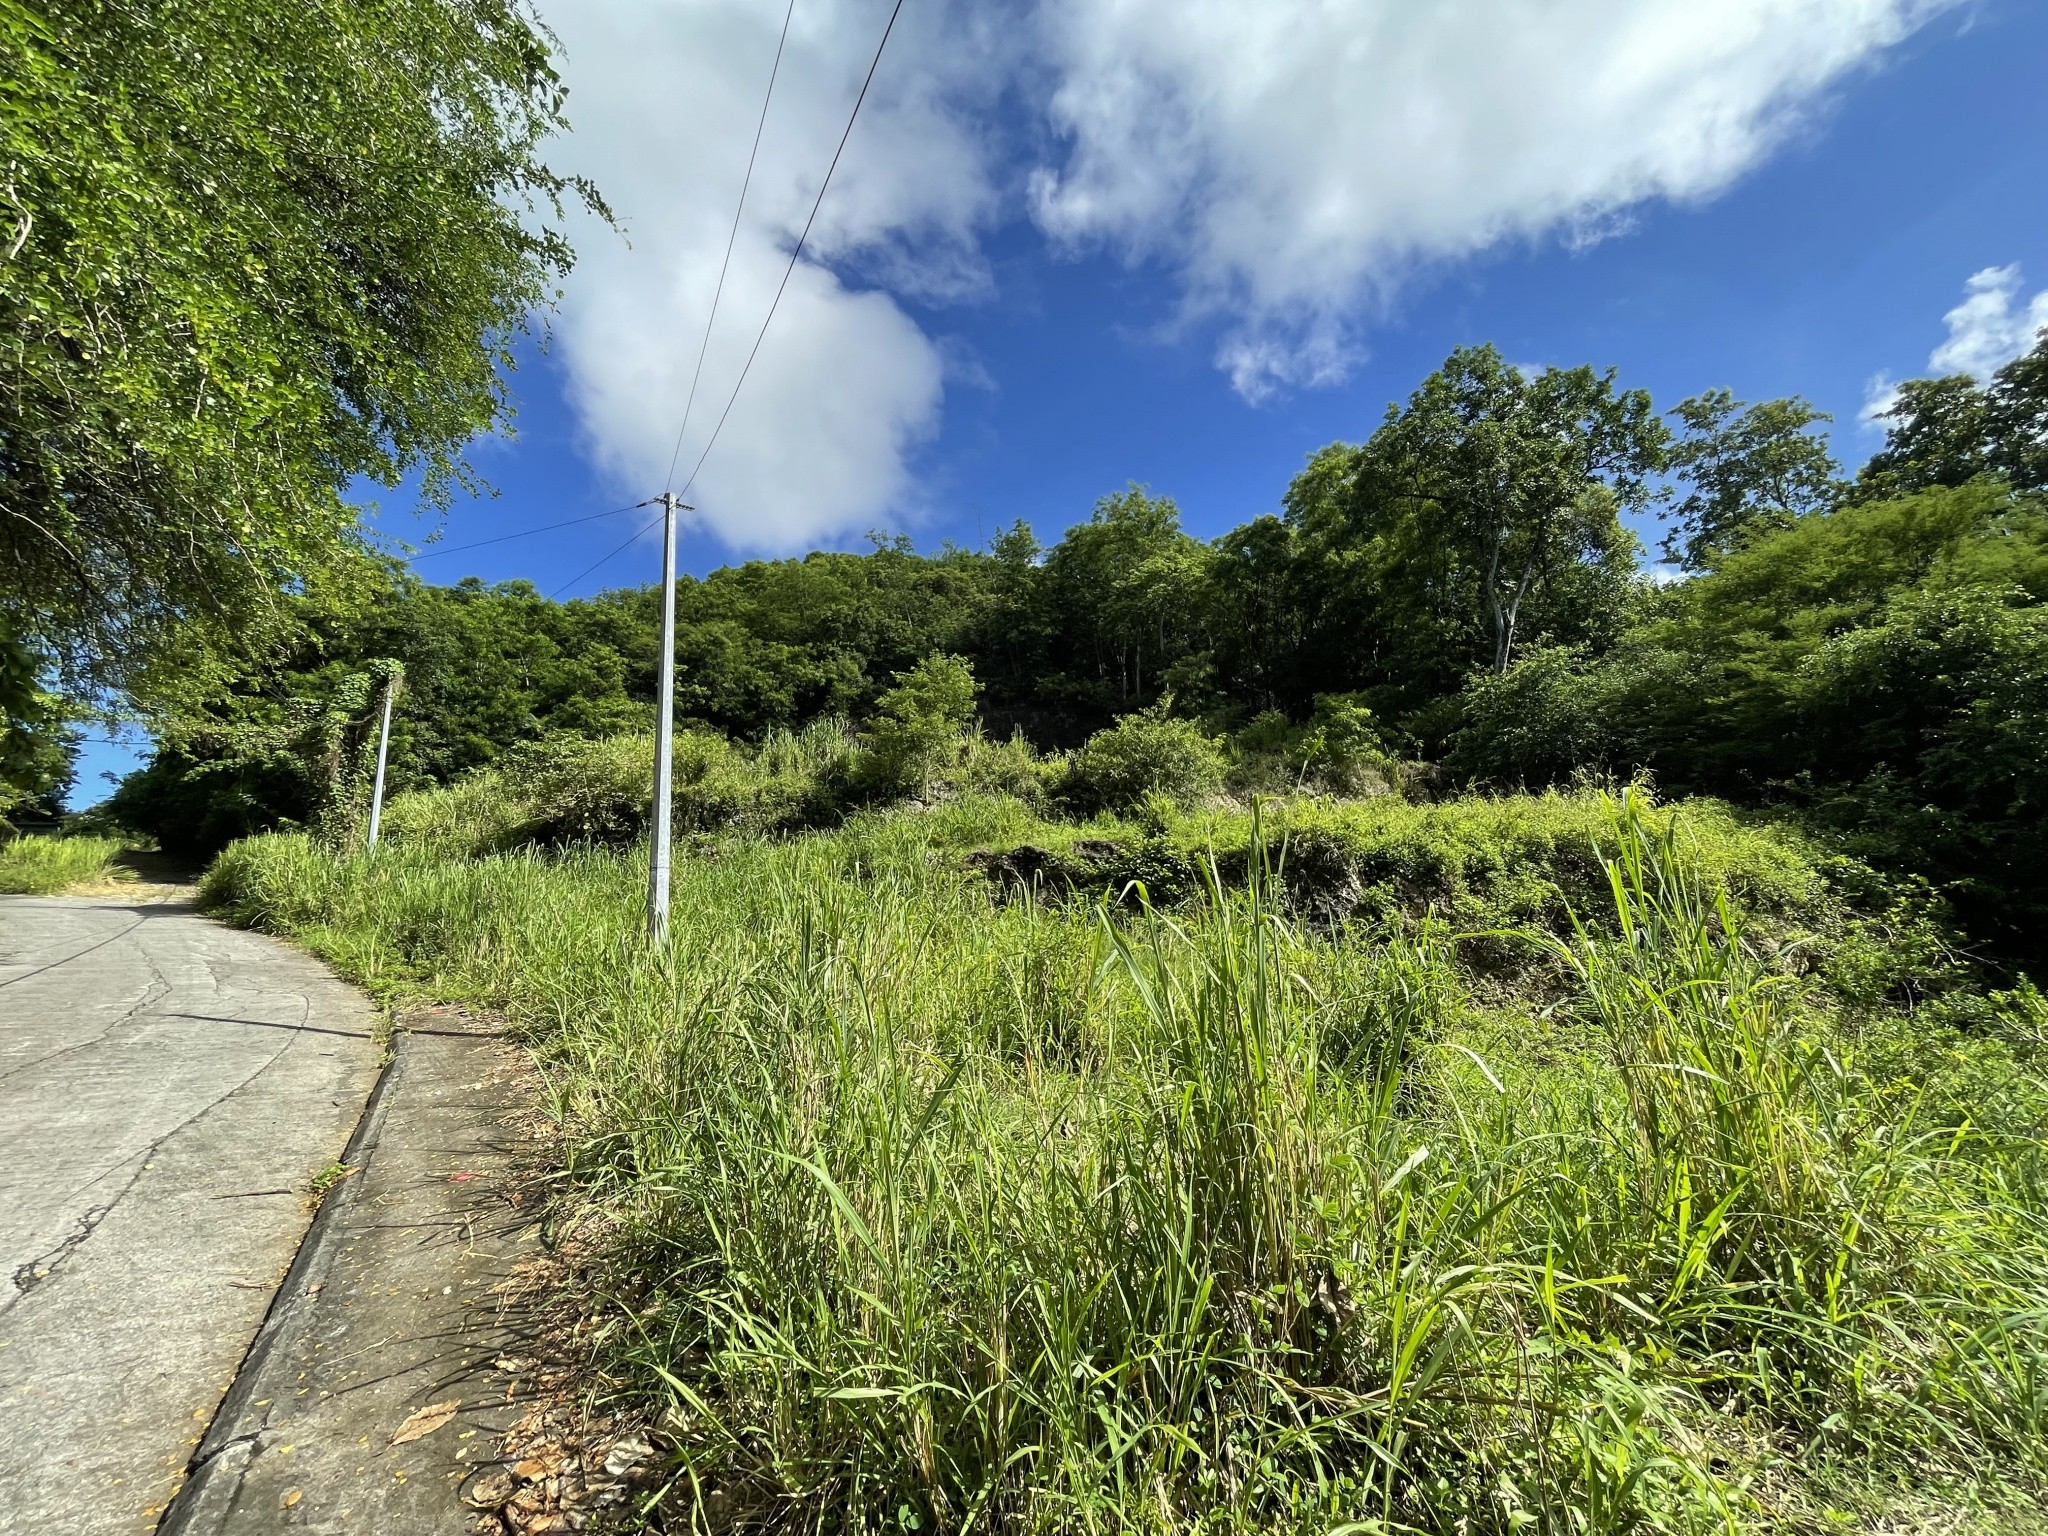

{"left": 647, "top": 492, "right": 687, "bottom": 944}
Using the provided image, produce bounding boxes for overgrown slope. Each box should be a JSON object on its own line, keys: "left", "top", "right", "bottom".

{"left": 202, "top": 786, "right": 2048, "bottom": 1534}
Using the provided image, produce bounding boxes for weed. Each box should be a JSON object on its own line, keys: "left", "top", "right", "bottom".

{"left": 200, "top": 789, "right": 2048, "bottom": 1532}
{"left": 0, "top": 834, "right": 128, "bottom": 894}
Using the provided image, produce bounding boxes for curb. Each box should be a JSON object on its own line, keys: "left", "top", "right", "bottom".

{"left": 156, "top": 1034, "right": 410, "bottom": 1533}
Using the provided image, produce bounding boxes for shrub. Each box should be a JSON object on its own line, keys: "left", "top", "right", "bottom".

{"left": 378, "top": 723, "right": 868, "bottom": 858}
{"left": 958, "top": 728, "right": 1051, "bottom": 805}
{"left": 1227, "top": 693, "right": 1397, "bottom": 797}
{"left": 499, "top": 734, "right": 656, "bottom": 847}
{"left": 1059, "top": 704, "right": 1225, "bottom": 812}
{"left": 1446, "top": 644, "right": 1619, "bottom": 787}
{"left": 856, "top": 654, "right": 979, "bottom": 801}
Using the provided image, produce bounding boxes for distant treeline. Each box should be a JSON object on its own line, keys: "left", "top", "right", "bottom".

{"left": 111, "top": 340, "right": 2047, "bottom": 960}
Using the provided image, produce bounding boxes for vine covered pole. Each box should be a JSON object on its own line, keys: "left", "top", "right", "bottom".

{"left": 365, "top": 668, "right": 399, "bottom": 852}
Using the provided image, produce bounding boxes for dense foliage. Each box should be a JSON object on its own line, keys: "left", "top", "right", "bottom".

{"left": 100, "top": 334, "right": 2048, "bottom": 966}
{"left": 0, "top": 0, "right": 589, "bottom": 700}
{"left": 204, "top": 786, "right": 2048, "bottom": 1533}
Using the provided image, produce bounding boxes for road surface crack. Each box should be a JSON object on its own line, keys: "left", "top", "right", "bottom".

{"left": 0, "top": 994, "right": 316, "bottom": 1319}
{"left": 12, "top": 1203, "right": 112, "bottom": 1296}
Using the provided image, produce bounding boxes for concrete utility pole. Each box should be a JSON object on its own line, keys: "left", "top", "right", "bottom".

{"left": 365, "top": 668, "right": 400, "bottom": 852}
{"left": 647, "top": 492, "right": 688, "bottom": 942}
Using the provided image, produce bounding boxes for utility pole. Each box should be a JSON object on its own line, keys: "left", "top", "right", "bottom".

{"left": 365, "top": 666, "right": 401, "bottom": 852}
{"left": 647, "top": 493, "right": 688, "bottom": 942}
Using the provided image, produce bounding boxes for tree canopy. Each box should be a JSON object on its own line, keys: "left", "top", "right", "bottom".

{"left": 0, "top": 0, "right": 593, "bottom": 698}
{"left": 82, "top": 334, "right": 2048, "bottom": 967}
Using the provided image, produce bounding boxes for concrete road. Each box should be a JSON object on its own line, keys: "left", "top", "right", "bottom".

{"left": 0, "top": 894, "right": 380, "bottom": 1535}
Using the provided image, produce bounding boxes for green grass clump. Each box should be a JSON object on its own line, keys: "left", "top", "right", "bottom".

{"left": 0, "top": 834, "right": 127, "bottom": 893}
{"left": 201, "top": 791, "right": 2048, "bottom": 1533}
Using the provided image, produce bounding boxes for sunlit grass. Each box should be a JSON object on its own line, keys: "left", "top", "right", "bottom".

{"left": 0, "top": 833, "right": 128, "bottom": 894}
{"left": 201, "top": 790, "right": 2048, "bottom": 1533}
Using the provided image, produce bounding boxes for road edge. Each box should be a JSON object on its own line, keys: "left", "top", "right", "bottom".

{"left": 154, "top": 1033, "right": 409, "bottom": 1532}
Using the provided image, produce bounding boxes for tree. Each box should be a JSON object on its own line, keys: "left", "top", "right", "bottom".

{"left": 1, "top": 628, "right": 73, "bottom": 820}
{"left": 1661, "top": 391, "right": 1839, "bottom": 570}
{"left": 1793, "top": 587, "right": 2048, "bottom": 954}
{"left": 860, "top": 654, "right": 979, "bottom": 800}
{"left": 107, "top": 567, "right": 656, "bottom": 854}
{"left": 1362, "top": 346, "right": 1663, "bottom": 673}
{"left": 0, "top": 0, "right": 596, "bottom": 697}
{"left": 1037, "top": 487, "right": 1208, "bottom": 716}
{"left": 1854, "top": 330, "right": 2048, "bottom": 501}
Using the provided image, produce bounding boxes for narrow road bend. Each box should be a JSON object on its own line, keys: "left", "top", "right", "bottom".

{"left": 0, "top": 893, "right": 380, "bottom": 1534}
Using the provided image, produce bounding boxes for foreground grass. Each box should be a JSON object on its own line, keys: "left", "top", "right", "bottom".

{"left": 0, "top": 834, "right": 128, "bottom": 894}
{"left": 204, "top": 791, "right": 2048, "bottom": 1534}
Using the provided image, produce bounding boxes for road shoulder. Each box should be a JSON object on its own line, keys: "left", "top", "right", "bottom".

{"left": 161, "top": 1008, "right": 544, "bottom": 1536}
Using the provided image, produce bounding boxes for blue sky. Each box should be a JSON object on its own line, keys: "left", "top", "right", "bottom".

{"left": 70, "top": 0, "right": 2048, "bottom": 804}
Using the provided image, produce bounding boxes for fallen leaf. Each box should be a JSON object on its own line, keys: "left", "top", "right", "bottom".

{"left": 283, "top": 1489, "right": 302, "bottom": 1508}
{"left": 461, "top": 1467, "right": 517, "bottom": 1509}
{"left": 390, "top": 1399, "right": 462, "bottom": 1445}
{"left": 448, "top": 1171, "right": 477, "bottom": 1183}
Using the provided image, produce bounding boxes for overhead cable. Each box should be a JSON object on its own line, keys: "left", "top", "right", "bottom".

{"left": 545, "top": 506, "right": 671, "bottom": 601}
{"left": 676, "top": 0, "right": 910, "bottom": 502}
{"left": 408, "top": 502, "right": 646, "bottom": 562}
{"left": 663, "top": 0, "right": 800, "bottom": 492}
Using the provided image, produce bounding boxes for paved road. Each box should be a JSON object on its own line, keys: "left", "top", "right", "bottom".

{"left": 0, "top": 894, "right": 380, "bottom": 1535}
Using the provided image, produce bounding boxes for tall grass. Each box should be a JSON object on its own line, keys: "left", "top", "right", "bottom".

{"left": 202, "top": 791, "right": 2048, "bottom": 1532}
{"left": 0, "top": 833, "right": 126, "bottom": 894}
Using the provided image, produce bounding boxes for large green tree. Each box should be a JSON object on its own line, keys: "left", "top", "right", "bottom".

{"left": 1661, "top": 391, "right": 1840, "bottom": 571}
{"left": 0, "top": 0, "right": 593, "bottom": 697}
{"left": 1363, "top": 347, "right": 1664, "bottom": 674}
{"left": 1267, "top": 347, "right": 1658, "bottom": 724}
{"left": 1032, "top": 487, "right": 1209, "bottom": 719}
{"left": 1854, "top": 330, "right": 2048, "bottom": 502}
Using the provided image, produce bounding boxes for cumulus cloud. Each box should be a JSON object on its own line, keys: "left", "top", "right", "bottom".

{"left": 534, "top": 0, "right": 1959, "bottom": 545}
{"left": 1861, "top": 263, "right": 2048, "bottom": 429}
{"left": 1928, "top": 264, "right": 2048, "bottom": 381}
{"left": 1860, "top": 372, "right": 1902, "bottom": 428}
{"left": 536, "top": 0, "right": 1004, "bottom": 551}
{"left": 1028, "top": 0, "right": 1960, "bottom": 400}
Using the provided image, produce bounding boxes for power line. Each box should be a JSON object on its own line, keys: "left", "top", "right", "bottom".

{"left": 663, "top": 0, "right": 799, "bottom": 492}
{"left": 408, "top": 503, "right": 645, "bottom": 562}
{"left": 675, "top": 0, "right": 910, "bottom": 503}
{"left": 545, "top": 505, "right": 671, "bottom": 601}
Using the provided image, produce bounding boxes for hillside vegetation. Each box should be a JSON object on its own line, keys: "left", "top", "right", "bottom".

{"left": 110, "top": 338, "right": 2048, "bottom": 968}
{"left": 203, "top": 720, "right": 2048, "bottom": 1531}
{"left": 78, "top": 332, "right": 2048, "bottom": 1530}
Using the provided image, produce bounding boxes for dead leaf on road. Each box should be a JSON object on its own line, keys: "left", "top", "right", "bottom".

{"left": 282, "top": 1489, "right": 302, "bottom": 1508}
{"left": 390, "top": 1399, "right": 462, "bottom": 1445}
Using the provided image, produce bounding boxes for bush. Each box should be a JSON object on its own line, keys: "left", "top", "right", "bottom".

{"left": 855, "top": 654, "right": 979, "bottom": 801}
{"left": 1059, "top": 704, "right": 1225, "bottom": 812}
{"left": 378, "top": 723, "right": 867, "bottom": 858}
{"left": 957, "top": 728, "right": 1051, "bottom": 805}
{"left": 1227, "top": 693, "right": 1397, "bottom": 797}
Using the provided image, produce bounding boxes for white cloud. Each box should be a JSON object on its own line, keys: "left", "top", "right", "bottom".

{"left": 1029, "top": 0, "right": 1960, "bottom": 399}
{"left": 535, "top": 0, "right": 1004, "bottom": 552}
{"left": 1928, "top": 264, "right": 2048, "bottom": 381}
{"left": 1861, "top": 263, "right": 2048, "bottom": 431}
{"left": 1860, "top": 371, "right": 1901, "bottom": 429}
{"left": 532, "top": 0, "right": 1960, "bottom": 547}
